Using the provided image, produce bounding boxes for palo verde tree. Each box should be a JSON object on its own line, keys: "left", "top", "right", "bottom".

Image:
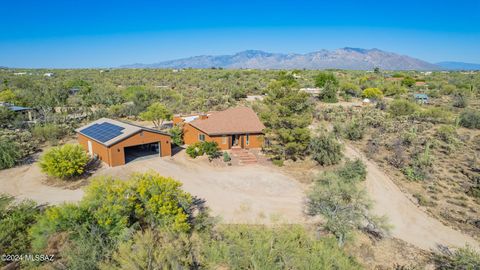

{"left": 260, "top": 73, "right": 312, "bottom": 161}
{"left": 140, "top": 102, "right": 173, "bottom": 129}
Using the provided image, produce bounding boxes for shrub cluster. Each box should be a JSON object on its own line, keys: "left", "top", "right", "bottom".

{"left": 459, "top": 110, "right": 480, "bottom": 129}
{"left": 186, "top": 141, "right": 221, "bottom": 161}
{"left": 39, "top": 143, "right": 89, "bottom": 179}
{"left": 309, "top": 132, "right": 343, "bottom": 166}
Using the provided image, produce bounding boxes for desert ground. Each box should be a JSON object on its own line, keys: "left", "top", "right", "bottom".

{"left": 1, "top": 146, "right": 478, "bottom": 252}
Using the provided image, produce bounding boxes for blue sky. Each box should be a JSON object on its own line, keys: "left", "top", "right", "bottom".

{"left": 1, "top": 0, "right": 479, "bottom": 68}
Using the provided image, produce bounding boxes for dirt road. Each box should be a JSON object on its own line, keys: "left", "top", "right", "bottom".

{"left": 94, "top": 153, "right": 306, "bottom": 224}
{"left": 0, "top": 163, "right": 83, "bottom": 204}
{"left": 344, "top": 144, "right": 480, "bottom": 252}
{"left": 0, "top": 152, "right": 306, "bottom": 224}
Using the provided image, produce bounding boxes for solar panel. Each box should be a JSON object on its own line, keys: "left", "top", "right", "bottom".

{"left": 80, "top": 122, "right": 125, "bottom": 143}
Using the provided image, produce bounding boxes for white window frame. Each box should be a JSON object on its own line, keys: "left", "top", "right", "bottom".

{"left": 199, "top": 134, "right": 205, "bottom": 141}
{"left": 222, "top": 135, "right": 227, "bottom": 144}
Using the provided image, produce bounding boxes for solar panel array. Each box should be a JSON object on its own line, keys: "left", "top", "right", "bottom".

{"left": 80, "top": 122, "right": 125, "bottom": 143}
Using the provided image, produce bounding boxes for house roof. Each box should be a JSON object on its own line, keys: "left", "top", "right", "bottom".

{"left": 414, "top": 93, "right": 429, "bottom": 99}
{"left": 76, "top": 118, "right": 170, "bottom": 147}
{"left": 189, "top": 106, "right": 265, "bottom": 136}
{"left": 0, "top": 102, "right": 32, "bottom": 112}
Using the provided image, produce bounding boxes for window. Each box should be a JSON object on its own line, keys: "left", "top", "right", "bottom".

{"left": 199, "top": 134, "right": 205, "bottom": 141}
{"left": 222, "top": 135, "right": 227, "bottom": 144}
{"left": 246, "top": 134, "right": 250, "bottom": 145}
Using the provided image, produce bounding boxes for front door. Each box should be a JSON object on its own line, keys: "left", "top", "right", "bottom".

{"left": 232, "top": 135, "right": 240, "bottom": 146}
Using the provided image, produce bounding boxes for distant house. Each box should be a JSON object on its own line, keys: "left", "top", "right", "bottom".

{"left": 0, "top": 102, "right": 36, "bottom": 121}
{"left": 76, "top": 118, "right": 172, "bottom": 167}
{"left": 13, "top": 72, "right": 26, "bottom": 76}
{"left": 414, "top": 93, "right": 429, "bottom": 104}
{"left": 174, "top": 106, "right": 265, "bottom": 150}
{"left": 43, "top": 72, "right": 54, "bottom": 77}
{"left": 300, "top": 87, "right": 321, "bottom": 95}
{"left": 415, "top": 81, "right": 428, "bottom": 87}
{"left": 245, "top": 95, "right": 265, "bottom": 102}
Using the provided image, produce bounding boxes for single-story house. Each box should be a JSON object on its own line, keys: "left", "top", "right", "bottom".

{"left": 414, "top": 93, "right": 429, "bottom": 104}
{"left": 174, "top": 107, "right": 265, "bottom": 150}
{"left": 0, "top": 102, "right": 36, "bottom": 121}
{"left": 76, "top": 118, "right": 171, "bottom": 167}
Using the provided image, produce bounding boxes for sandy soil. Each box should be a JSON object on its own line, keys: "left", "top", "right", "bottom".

{"left": 0, "top": 163, "right": 84, "bottom": 205}
{"left": 93, "top": 152, "right": 307, "bottom": 224}
{"left": 0, "top": 151, "right": 306, "bottom": 224}
{"left": 345, "top": 144, "right": 480, "bottom": 252}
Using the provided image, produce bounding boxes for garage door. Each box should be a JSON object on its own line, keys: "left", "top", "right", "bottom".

{"left": 124, "top": 142, "right": 160, "bottom": 163}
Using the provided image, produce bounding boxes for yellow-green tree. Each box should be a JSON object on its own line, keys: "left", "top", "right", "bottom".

{"left": 39, "top": 144, "right": 89, "bottom": 179}
{"left": 140, "top": 102, "right": 172, "bottom": 128}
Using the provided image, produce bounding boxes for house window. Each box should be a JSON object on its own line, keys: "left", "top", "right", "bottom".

{"left": 246, "top": 134, "right": 250, "bottom": 145}
{"left": 222, "top": 135, "right": 227, "bottom": 144}
{"left": 199, "top": 134, "right": 205, "bottom": 141}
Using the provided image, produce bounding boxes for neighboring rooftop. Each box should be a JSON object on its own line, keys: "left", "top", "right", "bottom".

{"left": 76, "top": 118, "right": 170, "bottom": 146}
{"left": 189, "top": 106, "right": 265, "bottom": 136}
{"left": 0, "top": 102, "right": 32, "bottom": 112}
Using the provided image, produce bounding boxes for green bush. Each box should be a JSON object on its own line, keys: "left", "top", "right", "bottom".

{"left": 39, "top": 143, "right": 89, "bottom": 179}
{"left": 388, "top": 99, "right": 419, "bottom": 117}
{"left": 362, "top": 87, "right": 383, "bottom": 99}
{"left": 436, "top": 125, "right": 457, "bottom": 144}
{"left": 201, "top": 141, "right": 221, "bottom": 161}
{"left": 30, "top": 172, "right": 193, "bottom": 251}
{"left": 169, "top": 125, "right": 184, "bottom": 146}
{"left": 336, "top": 159, "right": 367, "bottom": 183}
{"left": 344, "top": 120, "right": 365, "bottom": 141}
{"left": 414, "top": 107, "right": 452, "bottom": 123}
{"left": 202, "top": 225, "right": 359, "bottom": 269}
{"left": 186, "top": 141, "right": 221, "bottom": 161}
{"left": 32, "top": 123, "right": 64, "bottom": 143}
{"left": 0, "top": 138, "right": 20, "bottom": 169}
{"left": 435, "top": 245, "right": 480, "bottom": 270}
{"left": 319, "top": 82, "right": 338, "bottom": 103}
{"left": 309, "top": 133, "right": 343, "bottom": 166}
{"left": 186, "top": 142, "right": 204, "bottom": 158}
{"left": 314, "top": 72, "right": 339, "bottom": 88}
{"left": 223, "top": 151, "right": 231, "bottom": 162}
{"left": 459, "top": 110, "right": 480, "bottom": 129}
{"left": 0, "top": 195, "right": 39, "bottom": 258}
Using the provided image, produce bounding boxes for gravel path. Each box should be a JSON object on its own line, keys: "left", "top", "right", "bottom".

{"left": 345, "top": 144, "right": 479, "bottom": 252}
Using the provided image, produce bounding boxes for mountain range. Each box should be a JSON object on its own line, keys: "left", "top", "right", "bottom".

{"left": 122, "top": 48, "right": 479, "bottom": 71}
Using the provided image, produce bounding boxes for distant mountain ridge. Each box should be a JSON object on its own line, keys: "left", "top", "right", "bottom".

{"left": 121, "top": 48, "right": 442, "bottom": 70}
{"left": 435, "top": 61, "right": 480, "bottom": 71}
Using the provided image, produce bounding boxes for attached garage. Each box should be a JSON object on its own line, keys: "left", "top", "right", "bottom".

{"left": 76, "top": 118, "right": 171, "bottom": 167}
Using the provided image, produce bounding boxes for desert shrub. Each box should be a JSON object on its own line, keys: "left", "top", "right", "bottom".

{"left": 362, "top": 88, "right": 383, "bottom": 99}
{"left": 401, "top": 77, "right": 416, "bottom": 87}
{"left": 434, "top": 245, "right": 480, "bottom": 270}
{"left": 223, "top": 151, "right": 231, "bottom": 162}
{"left": 100, "top": 229, "right": 196, "bottom": 270}
{"left": 459, "top": 110, "right": 480, "bottom": 129}
{"left": 336, "top": 159, "right": 366, "bottom": 183}
{"left": 0, "top": 138, "right": 20, "bottom": 169}
{"left": 32, "top": 123, "right": 64, "bottom": 143}
{"left": 383, "top": 84, "right": 407, "bottom": 97}
{"left": 308, "top": 171, "right": 388, "bottom": 246}
{"left": 388, "top": 139, "right": 407, "bottom": 168}
{"left": 272, "top": 158, "right": 284, "bottom": 167}
{"left": 436, "top": 125, "right": 457, "bottom": 144}
{"left": 0, "top": 195, "right": 39, "bottom": 258}
{"left": 340, "top": 82, "right": 361, "bottom": 97}
{"left": 414, "top": 107, "right": 452, "bottom": 124}
{"left": 309, "top": 133, "right": 343, "bottom": 166}
{"left": 201, "top": 141, "right": 221, "bottom": 161}
{"left": 202, "top": 225, "right": 359, "bottom": 269}
{"left": 452, "top": 93, "right": 468, "bottom": 108}
{"left": 319, "top": 81, "right": 338, "bottom": 103}
{"left": 186, "top": 142, "right": 204, "bottom": 158}
{"left": 388, "top": 99, "right": 419, "bottom": 117}
{"left": 169, "top": 125, "right": 184, "bottom": 146}
{"left": 403, "top": 143, "right": 433, "bottom": 181}
{"left": 39, "top": 144, "right": 89, "bottom": 179}
{"left": 31, "top": 172, "right": 193, "bottom": 252}
{"left": 314, "top": 72, "right": 339, "bottom": 88}
{"left": 344, "top": 120, "right": 365, "bottom": 141}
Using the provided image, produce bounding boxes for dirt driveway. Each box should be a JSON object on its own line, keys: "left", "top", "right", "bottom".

{"left": 0, "top": 152, "right": 306, "bottom": 224}
{"left": 345, "top": 144, "right": 480, "bottom": 252}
